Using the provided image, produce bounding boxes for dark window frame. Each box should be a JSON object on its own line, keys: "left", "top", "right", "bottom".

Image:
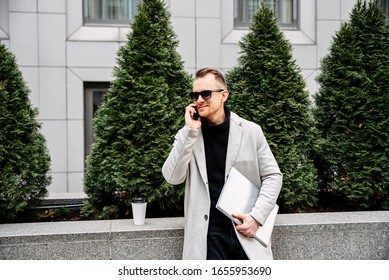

{"left": 379, "top": 0, "right": 389, "bottom": 20}
{"left": 234, "top": 0, "right": 299, "bottom": 30}
{"left": 84, "top": 82, "right": 109, "bottom": 161}
{"left": 83, "top": 0, "right": 141, "bottom": 25}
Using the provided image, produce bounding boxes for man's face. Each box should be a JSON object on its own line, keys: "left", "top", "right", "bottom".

{"left": 192, "top": 74, "right": 228, "bottom": 124}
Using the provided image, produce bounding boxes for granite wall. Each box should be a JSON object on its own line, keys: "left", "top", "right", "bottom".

{"left": 0, "top": 211, "right": 388, "bottom": 260}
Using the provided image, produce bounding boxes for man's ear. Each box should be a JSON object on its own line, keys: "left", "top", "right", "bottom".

{"left": 222, "top": 90, "right": 229, "bottom": 103}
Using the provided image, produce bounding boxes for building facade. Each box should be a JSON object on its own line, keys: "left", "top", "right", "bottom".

{"left": 0, "top": 0, "right": 378, "bottom": 196}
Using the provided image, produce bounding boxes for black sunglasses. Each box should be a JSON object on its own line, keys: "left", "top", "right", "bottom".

{"left": 189, "top": 89, "right": 224, "bottom": 101}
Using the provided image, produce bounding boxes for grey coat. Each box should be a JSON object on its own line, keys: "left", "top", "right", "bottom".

{"left": 162, "top": 112, "right": 283, "bottom": 260}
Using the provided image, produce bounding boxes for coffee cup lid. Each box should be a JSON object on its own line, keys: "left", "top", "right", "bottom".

{"left": 132, "top": 196, "right": 146, "bottom": 203}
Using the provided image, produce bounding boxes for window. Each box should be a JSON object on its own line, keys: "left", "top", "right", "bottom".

{"left": 0, "top": 0, "right": 9, "bottom": 39}
{"left": 378, "top": 0, "right": 389, "bottom": 20}
{"left": 83, "top": 0, "right": 141, "bottom": 25}
{"left": 84, "top": 83, "right": 109, "bottom": 159}
{"left": 234, "top": 0, "right": 298, "bottom": 29}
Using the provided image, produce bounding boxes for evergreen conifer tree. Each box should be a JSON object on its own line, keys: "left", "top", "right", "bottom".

{"left": 0, "top": 42, "right": 51, "bottom": 222}
{"left": 226, "top": 2, "right": 318, "bottom": 212}
{"left": 314, "top": 0, "right": 389, "bottom": 210}
{"left": 83, "top": 0, "right": 191, "bottom": 219}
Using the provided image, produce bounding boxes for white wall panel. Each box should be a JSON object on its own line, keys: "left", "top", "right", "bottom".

{"left": 67, "top": 42, "right": 119, "bottom": 67}
{"left": 341, "top": 0, "right": 358, "bottom": 20}
{"left": 292, "top": 45, "right": 318, "bottom": 70}
{"left": 68, "top": 67, "right": 114, "bottom": 82}
{"left": 317, "top": 20, "right": 341, "bottom": 67}
{"left": 171, "top": 17, "right": 196, "bottom": 69}
{"left": 38, "top": 0, "right": 65, "bottom": 13}
{"left": 66, "top": 0, "right": 83, "bottom": 37}
{"left": 41, "top": 120, "right": 67, "bottom": 173}
{"left": 67, "top": 69, "right": 84, "bottom": 120}
{"left": 170, "top": 0, "right": 195, "bottom": 17}
{"left": 20, "top": 67, "right": 39, "bottom": 110}
{"left": 38, "top": 14, "right": 66, "bottom": 66}
{"left": 220, "top": 44, "right": 240, "bottom": 70}
{"left": 301, "top": 69, "right": 318, "bottom": 99}
{"left": 9, "top": 13, "right": 38, "bottom": 66}
{"left": 48, "top": 173, "right": 67, "bottom": 193}
{"left": 68, "top": 172, "right": 84, "bottom": 193}
{"left": 318, "top": 0, "right": 341, "bottom": 20}
{"left": 196, "top": 0, "right": 220, "bottom": 18}
{"left": 39, "top": 67, "right": 66, "bottom": 119}
{"left": 67, "top": 120, "right": 84, "bottom": 173}
{"left": 196, "top": 18, "right": 221, "bottom": 68}
{"left": 9, "top": 0, "right": 36, "bottom": 12}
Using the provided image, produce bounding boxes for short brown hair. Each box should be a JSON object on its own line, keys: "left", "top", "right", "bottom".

{"left": 195, "top": 68, "right": 226, "bottom": 88}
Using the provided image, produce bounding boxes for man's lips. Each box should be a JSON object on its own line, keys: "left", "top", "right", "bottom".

{"left": 197, "top": 105, "right": 207, "bottom": 111}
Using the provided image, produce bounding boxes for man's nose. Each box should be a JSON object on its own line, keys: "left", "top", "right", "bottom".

{"left": 197, "top": 95, "right": 205, "bottom": 102}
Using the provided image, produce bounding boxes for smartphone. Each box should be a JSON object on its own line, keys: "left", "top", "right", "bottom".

{"left": 192, "top": 107, "right": 199, "bottom": 120}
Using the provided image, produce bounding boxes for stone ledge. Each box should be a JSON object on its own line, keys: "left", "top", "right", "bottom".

{"left": 39, "top": 192, "right": 86, "bottom": 209}
{"left": 272, "top": 211, "right": 389, "bottom": 260}
{"left": 0, "top": 211, "right": 388, "bottom": 260}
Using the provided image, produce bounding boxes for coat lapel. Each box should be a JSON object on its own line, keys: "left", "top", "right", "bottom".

{"left": 225, "top": 113, "right": 243, "bottom": 177}
{"left": 193, "top": 129, "right": 209, "bottom": 187}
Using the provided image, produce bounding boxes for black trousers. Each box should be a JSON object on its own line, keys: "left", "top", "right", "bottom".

{"left": 206, "top": 222, "right": 249, "bottom": 260}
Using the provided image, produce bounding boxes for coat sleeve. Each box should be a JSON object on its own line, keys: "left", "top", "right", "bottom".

{"left": 249, "top": 126, "right": 283, "bottom": 226}
{"left": 162, "top": 126, "right": 199, "bottom": 185}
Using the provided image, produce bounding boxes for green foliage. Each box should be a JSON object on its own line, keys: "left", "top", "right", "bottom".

{"left": 0, "top": 42, "right": 51, "bottom": 222}
{"left": 82, "top": 0, "right": 191, "bottom": 219}
{"left": 226, "top": 2, "right": 318, "bottom": 212}
{"left": 314, "top": 0, "right": 389, "bottom": 210}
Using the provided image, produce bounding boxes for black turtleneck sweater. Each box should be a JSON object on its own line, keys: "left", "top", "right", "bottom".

{"left": 202, "top": 106, "right": 232, "bottom": 227}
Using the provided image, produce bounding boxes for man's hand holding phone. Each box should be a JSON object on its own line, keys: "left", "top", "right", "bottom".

{"left": 185, "top": 104, "right": 201, "bottom": 130}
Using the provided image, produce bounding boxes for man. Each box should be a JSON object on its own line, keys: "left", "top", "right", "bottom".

{"left": 162, "top": 68, "right": 282, "bottom": 260}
